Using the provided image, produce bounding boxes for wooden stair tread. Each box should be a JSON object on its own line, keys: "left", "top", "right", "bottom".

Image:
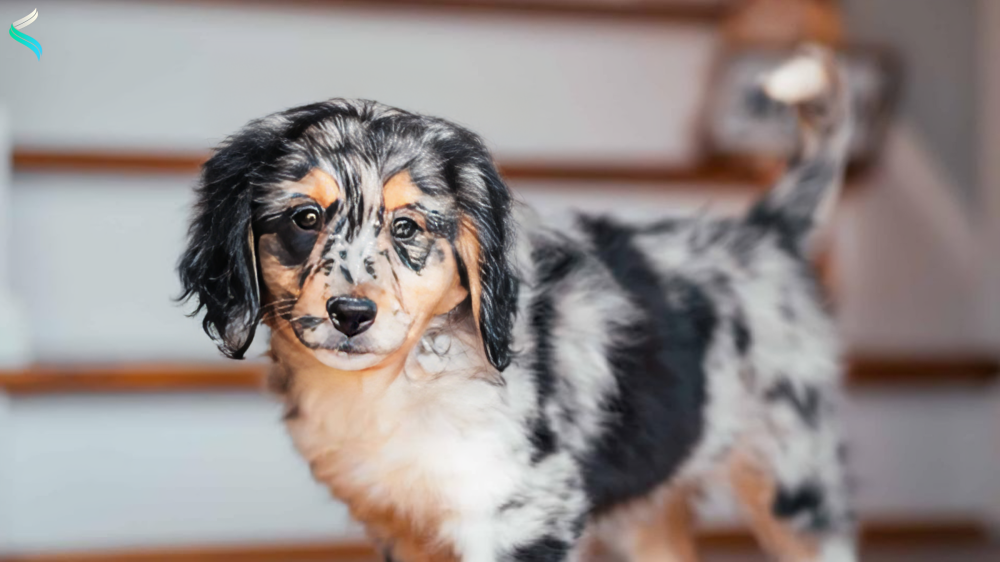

{"left": 11, "top": 148, "right": 871, "bottom": 188}
{"left": 171, "top": 0, "right": 736, "bottom": 26}
{"left": 0, "top": 518, "right": 989, "bottom": 562}
{"left": 0, "top": 355, "right": 995, "bottom": 395}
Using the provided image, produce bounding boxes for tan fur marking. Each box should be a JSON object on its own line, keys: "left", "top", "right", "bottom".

{"left": 383, "top": 170, "right": 425, "bottom": 211}
{"left": 430, "top": 242, "right": 469, "bottom": 317}
{"left": 454, "top": 220, "right": 482, "bottom": 328}
{"left": 258, "top": 234, "right": 304, "bottom": 327}
{"left": 290, "top": 168, "right": 342, "bottom": 208}
{"left": 627, "top": 487, "right": 699, "bottom": 562}
{"left": 595, "top": 485, "right": 699, "bottom": 562}
{"left": 728, "top": 452, "right": 819, "bottom": 562}
{"left": 272, "top": 330, "right": 459, "bottom": 562}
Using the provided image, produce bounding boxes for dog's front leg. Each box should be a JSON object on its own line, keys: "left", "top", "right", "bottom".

{"left": 482, "top": 481, "right": 589, "bottom": 562}
{"left": 450, "top": 518, "right": 582, "bottom": 562}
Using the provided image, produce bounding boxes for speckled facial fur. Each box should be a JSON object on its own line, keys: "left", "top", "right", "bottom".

{"left": 180, "top": 49, "right": 858, "bottom": 562}
{"left": 179, "top": 99, "right": 518, "bottom": 371}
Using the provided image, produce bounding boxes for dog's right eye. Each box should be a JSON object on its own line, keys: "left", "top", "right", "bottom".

{"left": 292, "top": 208, "right": 321, "bottom": 230}
{"left": 391, "top": 217, "right": 420, "bottom": 241}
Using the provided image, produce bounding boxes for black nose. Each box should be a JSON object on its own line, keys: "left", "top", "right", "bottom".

{"left": 326, "top": 297, "right": 377, "bottom": 337}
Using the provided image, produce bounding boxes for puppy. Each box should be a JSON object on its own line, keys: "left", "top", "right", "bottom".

{"left": 179, "top": 48, "right": 854, "bottom": 562}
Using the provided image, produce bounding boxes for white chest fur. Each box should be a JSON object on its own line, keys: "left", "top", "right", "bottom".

{"left": 283, "top": 336, "right": 527, "bottom": 558}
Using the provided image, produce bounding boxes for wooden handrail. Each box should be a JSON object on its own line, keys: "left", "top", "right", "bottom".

{"left": 0, "top": 355, "right": 995, "bottom": 396}
{"left": 845, "top": 355, "right": 1000, "bottom": 387}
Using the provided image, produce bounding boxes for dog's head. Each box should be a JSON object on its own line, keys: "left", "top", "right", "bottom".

{"left": 179, "top": 100, "right": 518, "bottom": 371}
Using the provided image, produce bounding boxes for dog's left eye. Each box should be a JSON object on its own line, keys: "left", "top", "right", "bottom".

{"left": 391, "top": 217, "right": 420, "bottom": 241}
{"left": 292, "top": 208, "right": 321, "bottom": 230}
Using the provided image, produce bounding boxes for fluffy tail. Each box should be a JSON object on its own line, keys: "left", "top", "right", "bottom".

{"left": 746, "top": 45, "right": 852, "bottom": 254}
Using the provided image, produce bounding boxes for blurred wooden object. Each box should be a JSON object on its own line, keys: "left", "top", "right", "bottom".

{"left": 0, "top": 363, "right": 268, "bottom": 395}
{"left": 709, "top": 1, "right": 896, "bottom": 304}
{"left": 703, "top": 0, "right": 846, "bottom": 180}
{"left": 12, "top": 149, "right": 206, "bottom": 175}
{"left": 723, "top": 0, "right": 843, "bottom": 47}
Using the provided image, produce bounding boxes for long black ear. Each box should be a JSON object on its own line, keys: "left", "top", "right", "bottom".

{"left": 178, "top": 119, "right": 285, "bottom": 359}
{"left": 445, "top": 134, "right": 520, "bottom": 372}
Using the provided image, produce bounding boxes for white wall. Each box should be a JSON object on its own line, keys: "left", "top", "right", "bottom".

{"left": 0, "top": 0, "right": 714, "bottom": 163}
{"left": 4, "top": 387, "right": 994, "bottom": 554}
{"left": 5, "top": 392, "right": 361, "bottom": 552}
{"left": 837, "top": 125, "right": 985, "bottom": 354}
{"left": 977, "top": 0, "right": 1000, "bottom": 531}
{"left": 0, "top": 393, "right": 13, "bottom": 552}
{"left": 978, "top": 1, "right": 1000, "bottom": 352}
{"left": 843, "top": 0, "right": 981, "bottom": 206}
{"left": 0, "top": 104, "right": 31, "bottom": 368}
{"left": 0, "top": 0, "right": 997, "bottom": 553}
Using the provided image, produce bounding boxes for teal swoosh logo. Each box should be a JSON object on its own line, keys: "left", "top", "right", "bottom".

{"left": 10, "top": 9, "right": 41, "bottom": 60}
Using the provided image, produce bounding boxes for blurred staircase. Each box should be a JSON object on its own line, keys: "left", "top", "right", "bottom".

{"left": 0, "top": 0, "right": 996, "bottom": 559}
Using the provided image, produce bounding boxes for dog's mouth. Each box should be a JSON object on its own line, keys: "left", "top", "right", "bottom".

{"left": 327, "top": 339, "right": 377, "bottom": 354}
{"left": 290, "top": 316, "right": 379, "bottom": 355}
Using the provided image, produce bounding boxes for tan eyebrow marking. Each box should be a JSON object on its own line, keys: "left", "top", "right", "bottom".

{"left": 288, "top": 169, "right": 341, "bottom": 208}
{"left": 383, "top": 170, "right": 424, "bottom": 211}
